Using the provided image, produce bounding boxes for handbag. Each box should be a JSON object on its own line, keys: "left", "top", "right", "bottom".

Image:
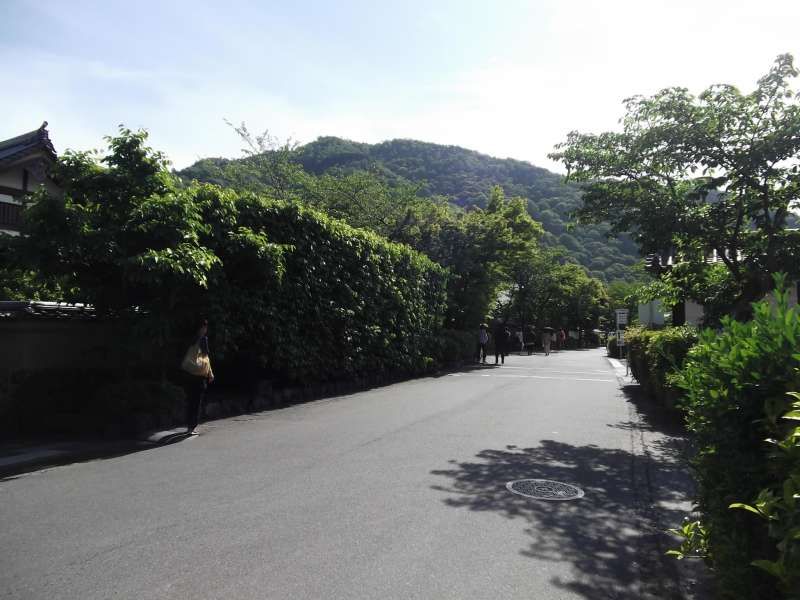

{"left": 181, "top": 342, "right": 211, "bottom": 377}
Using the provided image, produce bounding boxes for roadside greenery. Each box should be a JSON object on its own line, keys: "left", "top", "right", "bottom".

{"left": 181, "top": 135, "right": 642, "bottom": 283}
{"left": 625, "top": 325, "right": 698, "bottom": 406}
{"left": 673, "top": 276, "right": 800, "bottom": 598}
{"left": 8, "top": 128, "right": 449, "bottom": 385}
{"left": 551, "top": 54, "right": 800, "bottom": 319}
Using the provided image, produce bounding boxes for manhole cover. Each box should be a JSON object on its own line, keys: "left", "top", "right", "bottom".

{"left": 506, "top": 479, "right": 585, "bottom": 501}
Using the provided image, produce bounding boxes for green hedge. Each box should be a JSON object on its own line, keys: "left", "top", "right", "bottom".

{"left": 606, "top": 334, "right": 619, "bottom": 358}
{"left": 625, "top": 325, "right": 698, "bottom": 406}
{"left": 673, "top": 280, "right": 800, "bottom": 598}
{"left": 209, "top": 197, "right": 449, "bottom": 383}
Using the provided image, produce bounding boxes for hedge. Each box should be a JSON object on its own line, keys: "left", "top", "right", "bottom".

{"left": 625, "top": 325, "right": 698, "bottom": 406}
{"left": 207, "top": 195, "right": 449, "bottom": 383}
{"left": 672, "top": 279, "right": 800, "bottom": 598}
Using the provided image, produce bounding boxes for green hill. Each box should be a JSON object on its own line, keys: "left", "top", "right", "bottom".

{"left": 180, "top": 137, "right": 642, "bottom": 282}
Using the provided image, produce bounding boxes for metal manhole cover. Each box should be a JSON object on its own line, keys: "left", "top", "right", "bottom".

{"left": 506, "top": 479, "right": 585, "bottom": 501}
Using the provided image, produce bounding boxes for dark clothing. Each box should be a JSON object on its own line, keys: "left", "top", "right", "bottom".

{"left": 184, "top": 372, "right": 207, "bottom": 432}
{"left": 494, "top": 328, "right": 511, "bottom": 364}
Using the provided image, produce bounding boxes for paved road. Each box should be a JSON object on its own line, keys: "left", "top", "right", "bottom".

{"left": 0, "top": 349, "right": 698, "bottom": 599}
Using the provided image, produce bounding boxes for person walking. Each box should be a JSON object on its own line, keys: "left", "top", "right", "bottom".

{"left": 559, "top": 328, "right": 566, "bottom": 350}
{"left": 494, "top": 325, "right": 511, "bottom": 365}
{"left": 181, "top": 318, "right": 214, "bottom": 435}
{"left": 477, "top": 323, "right": 490, "bottom": 364}
{"left": 541, "top": 328, "right": 552, "bottom": 356}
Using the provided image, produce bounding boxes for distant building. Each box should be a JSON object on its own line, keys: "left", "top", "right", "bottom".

{"left": 0, "top": 122, "right": 59, "bottom": 236}
{"left": 642, "top": 246, "right": 799, "bottom": 326}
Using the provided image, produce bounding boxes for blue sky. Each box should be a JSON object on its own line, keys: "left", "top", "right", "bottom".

{"left": 2, "top": 0, "right": 800, "bottom": 171}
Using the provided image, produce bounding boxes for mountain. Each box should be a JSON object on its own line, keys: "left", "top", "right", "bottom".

{"left": 179, "top": 137, "right": 642, "bottom": 282}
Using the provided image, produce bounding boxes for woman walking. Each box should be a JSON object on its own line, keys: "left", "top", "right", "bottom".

{"left": 181, "top": 318, "right": 214, "bottom": 435}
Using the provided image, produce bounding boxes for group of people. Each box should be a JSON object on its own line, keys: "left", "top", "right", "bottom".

{"left": 476, "top": 323, "right": 567, "bottom": 363}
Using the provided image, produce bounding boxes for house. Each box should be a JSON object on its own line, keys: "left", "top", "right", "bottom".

{"left": 640, "top": 247, "right": 799, "bottom": 326}
{"left": 0, "top": 122, "right": 59, "bottom": 236}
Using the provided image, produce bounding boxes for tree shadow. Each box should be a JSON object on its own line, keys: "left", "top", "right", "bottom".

{"left": 431, "top": 438, "right": 695, "bottom": 599}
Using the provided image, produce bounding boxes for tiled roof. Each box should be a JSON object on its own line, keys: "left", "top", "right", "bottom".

{"left": 0, "top": 301, "right": 94, "bottom": 320}
{"left": 0, "top": 122, "right": 57, "bottom": 166}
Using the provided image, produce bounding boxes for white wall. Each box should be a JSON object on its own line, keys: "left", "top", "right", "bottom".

{"left": 637, "top": 300, "right": 665, "bottom": 326}
{"left": 685, "top": 301, "right": 705, "bottom": 326}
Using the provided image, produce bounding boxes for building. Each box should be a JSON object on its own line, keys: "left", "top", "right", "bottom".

{"left": 0, "top": 122, "right": 59, "bottom": 236}
{"left": 641, "top": 246, "right": 799, "bottom": 326}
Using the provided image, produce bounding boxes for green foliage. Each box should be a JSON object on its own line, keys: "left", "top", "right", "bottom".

{"left": 666, "top": 519, "right": 710, "bottom": 561}
{"left": 20, "top": 128, "right": 224, "bottom": 316}
{"left": 728, "top": 390, "right": 800, "bottom": 595}
{"left": 606, "top": 334, "right": 618, "bottom": 358}
{"left": 180, "top": 136, "right": 642, "bottom": 282}
{"left": 674, "top": 275, "right": 800, "bottom": 598}
{"left": 215, "top": 198, "right": 448, "bottom": 382}
{"left": 552, "top": 54, "right": 800, "bottom": 315}
{"left": 12, "top": 128, "right": 449, "bottom": 385}
{"left": 495, "top": 247, "right": 609, "bottom": 332}
{"left": 625, "top": 325, "right": 699, "bottom": 404}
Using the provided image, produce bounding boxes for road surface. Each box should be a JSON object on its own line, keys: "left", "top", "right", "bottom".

{"left": 0, "top": 348, "right": 699, "bottom": 599}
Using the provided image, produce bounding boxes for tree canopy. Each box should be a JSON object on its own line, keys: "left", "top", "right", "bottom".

{"left": 180, "top": 135, "right": 642, "bottom": 283}
{"left": 551, "top": 54, "right": 800, "bottom": 316}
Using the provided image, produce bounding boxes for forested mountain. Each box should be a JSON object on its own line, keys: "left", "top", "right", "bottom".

{"left": 180, "top": 137, "right": 642, "bottom": 282}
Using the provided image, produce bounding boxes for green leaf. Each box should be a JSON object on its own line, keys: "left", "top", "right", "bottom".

{"left": 729, "top": 503, "right": 763, "bottom": 516}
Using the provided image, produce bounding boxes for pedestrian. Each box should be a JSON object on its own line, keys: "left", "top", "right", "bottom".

{"left": 477, "top": 323, "right": 490, "bottom": 364}
{"left": 181, "top": 318, "right": 214, "bottom": 435}
{"left": 541, "top": 328, "right": 552, "bottom": 356}
{"left": 516, "top": 330, "right": 524, "bottom": 354}
{"left": 494, "top": 324, "right": 511, "bottom": 365}
{"left": 559, "top": 328, "right": 566, "bottom": 350}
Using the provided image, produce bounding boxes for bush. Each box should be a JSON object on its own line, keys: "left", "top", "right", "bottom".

{"left": 626, "top": 325, "right": 698, "bottom": 405}
{"left": 729, "top": 390, "right": 800, "bottom": 596}
{"left": 606, "top": 334, "right": 618, "bottom": 358}
{"left": 674, "top": 277, "right": 800, "bottom": 598}
{"left": 429, "top": 329, "right": 476, "bottom": 365}
{"left": 213, "top": 197, "right": 448, "bottom": 383}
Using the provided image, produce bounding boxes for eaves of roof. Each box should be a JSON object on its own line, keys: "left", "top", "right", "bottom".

{"left": 0, "top": 122, "right": 57, "bottom": 168}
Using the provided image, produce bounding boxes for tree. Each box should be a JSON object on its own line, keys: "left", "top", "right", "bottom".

{"left": 550, "top": 54, "right": 800, "bottom": 316}
{"left": 17, "top": 127, "right": 286, "bottom": 370}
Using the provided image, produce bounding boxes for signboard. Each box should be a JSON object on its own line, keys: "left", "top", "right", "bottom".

{"left": 615, "top": 309, "right": 629, "bottom": 326}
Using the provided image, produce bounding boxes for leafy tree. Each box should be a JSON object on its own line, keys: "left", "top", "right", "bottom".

{"left": 180, "top": 136, "right": 643, "bottom": 282}
{"left": 16, "top": 128, "right": 286, "bottom": 371}
{"left": 551, "top": 54, "right": 800, "bottom": 316}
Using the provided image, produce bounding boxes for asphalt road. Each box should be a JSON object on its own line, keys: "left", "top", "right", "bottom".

{"left": 0, "top": 349, "right": 699, "bottom": 600}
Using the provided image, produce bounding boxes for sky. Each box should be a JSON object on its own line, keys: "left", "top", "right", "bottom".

{"left": 2, "top": 0, "right": 800, "bottom": 172}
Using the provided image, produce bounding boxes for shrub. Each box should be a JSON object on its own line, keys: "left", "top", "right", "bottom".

{"left": 215, "top": 198, "right": 449, "bottom": 383}
{"left": 429, "top": 329, "right": 477, "bottom": 365}
{"left": 626, "top": 325, "right": 698, "bottom": 404}
{"left": 674, "top": 277, "right": 800, "bottom": 598}
{"left": 606, "top": 334, "right": 618, "bottom": 358}
{"left": 729, "top": 391, "right": 800, "bottom": 596}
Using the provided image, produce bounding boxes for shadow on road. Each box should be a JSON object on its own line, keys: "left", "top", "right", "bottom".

{"left": 431, "top": 437, "right": 693, "bottom": 597}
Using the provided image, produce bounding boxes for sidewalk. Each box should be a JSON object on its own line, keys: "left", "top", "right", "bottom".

{"left": 0, "top": 428, "right": 190, "bottom": 479}
{"left": 607, "top": 355, "right": 634, "bottom": 384}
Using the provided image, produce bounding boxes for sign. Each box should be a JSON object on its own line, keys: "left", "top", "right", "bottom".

{"left": 615, "top": 309, "right": 629, "bottom": 326}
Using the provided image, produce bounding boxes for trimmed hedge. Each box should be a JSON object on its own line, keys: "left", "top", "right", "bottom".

{"left": 625, "top": 325, "right": 698, "bottom": 406}
{"left": 673, "top": 281, "right": 800, "bottom": 598}
{"left": 208, "top": 195, "right": 449, "bottom": 383}
{"left": 606, "top": 334, "right": 619, "bottom": 358}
